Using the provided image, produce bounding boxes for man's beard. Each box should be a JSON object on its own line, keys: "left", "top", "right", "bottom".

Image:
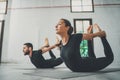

{"left": 24, "top": 51, "right": 30, "bottom": 55}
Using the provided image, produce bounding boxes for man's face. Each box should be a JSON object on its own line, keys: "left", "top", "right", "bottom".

{"left": 23, "top": 45, "right": 30, "bottom": 55}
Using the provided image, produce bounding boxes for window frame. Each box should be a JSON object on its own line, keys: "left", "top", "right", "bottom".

{"left": 0, "top": 20, "right": 5, "bottom": 63}
{"left": 73, "top": 18, "right": 94, "bottom": 57}
{"left": 0, "top": 0, "right": 8, "bottom": 14}
{"left": 74, "top": 18, "right": 93, "bottom": 33}
{"left": 70, "top": 0, "right": 94, "bottom": 13}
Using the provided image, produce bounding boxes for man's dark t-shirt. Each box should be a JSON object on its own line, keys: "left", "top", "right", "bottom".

{"left": 30, "top": 50, "right": 46, "bottom": 68}
{"left": 30, "top": 50, "right": 63, "bottom": 68}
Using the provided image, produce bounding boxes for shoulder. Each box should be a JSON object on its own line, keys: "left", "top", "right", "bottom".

{"left": 32, "top": 50, "right": 42, "bottom": 55}
{"left": 71, "top": 33, "right": 83, "bottom": 42}
{"left": 72, "top": 33, "right": 83, "bottom": 38}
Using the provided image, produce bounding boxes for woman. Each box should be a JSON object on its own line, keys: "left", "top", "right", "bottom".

{"left": 55, "top": 18, "right": 114, "bottom": 72}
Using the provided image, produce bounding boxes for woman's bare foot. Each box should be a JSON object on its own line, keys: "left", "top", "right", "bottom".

{"left": 43, "top": 38, "right": 49, "bottom": 47}
{"left": 93, "top": 24, "right": 102, "bottom": 32}
{"left": 87, "top": 25, "right": 93, "bottom": 34}
{"left": 39, "top": 38, "right": 49, "bottom": 50}
{"left": 93, "top": 24, "right": 106, "bottom": 37}
{"left": 97, "top": 31, "right": 106, "bottom": 37}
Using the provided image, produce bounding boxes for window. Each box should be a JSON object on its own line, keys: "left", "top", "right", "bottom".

{"left": 74, "top": 19, "right": 93, "bottom": 57}
{"left": 70, "top": 0, "right": 94, "bottom": 12}
{"left": 0, "top": 0, "right": 8, "bottom": 62}
{"left": 0, "top": 0, "right": 8, "bottom": 14}
{"left": 0, "top": 20, "right": 4, "bottom": 62}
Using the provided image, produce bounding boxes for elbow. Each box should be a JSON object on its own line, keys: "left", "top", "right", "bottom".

{"left": 82, "top": 34, "right": 93, "bottom": 40}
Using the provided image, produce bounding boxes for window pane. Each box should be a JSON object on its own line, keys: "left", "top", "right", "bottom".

{"left": 0, "top": 15, "right": 4, "bottom": 20}
{"left": 75, "top": 20, "right": 90, "bottom": 33}
{"left": 83, "top": 6, "right": 93, "bottom": 11}
{"left": 0, "top": 21, "right": 3, "bottom": 62}
{"left": 72, "top": 0, "right": 82, "bottom": 12}
{"left": 82, "top": 0, "right": 93, "bottom": 11}
{"left": 83, "top": 0, "right": 92, "bottom": 6}
{"left": 76, "top": 21, "right": 83, "bottom": 33}
{"left": 0, "top": 22, "right": 2, "bottom": 34}
{"left": 71, "top": 0, "right": 94, "bottom": 12}
{"left": 72, "top": 0, "right": 82, "bottom": 6}
{"left": 0, "top": 0, "right": 7, "bottom": 1}
{"left": 83, "top": 21, "right": 90, "bottom": 33}
{"left": 0, "top": 0, "right": 7, "bottom": 14}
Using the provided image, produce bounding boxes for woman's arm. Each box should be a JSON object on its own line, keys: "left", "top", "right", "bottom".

{"left": 82, "top": 31, "right": 105, "bottom": 40}
{"left": 40, "top": 44, "right": 57, "bottom": 53}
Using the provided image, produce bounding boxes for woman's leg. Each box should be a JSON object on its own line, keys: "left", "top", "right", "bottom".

{"left": 100, "top": 37, "right": 114, "bottom": 61}
{"left": 87, "top": 25, "right": 96, "bottom": 58}
{"left": 45, "top": 57, "right": 63, "bottom": 68}
{"left": 87, "top": 25, "right": 114, "bottom": 71}
{"left": 94, "top": 24, "right": 114, "bottom": 60}
{"left": 49, "top": 50, "right": 56, "bottom": 59}
{"left": 88, "top": 40, "right": 96, "bottom": 58}
{"left": 76, "top": 25, "right": 114, "bottom": 72}
{"left": 89, "top": 37, "right": 114, "bottom": 71}
{"left": 51, "top": 57, "right": 63, "bottom": 67}
{"left": 76, "top": 36, "right": 114, "bottom": 72}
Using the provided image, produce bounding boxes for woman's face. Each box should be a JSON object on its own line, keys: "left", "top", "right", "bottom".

{"left": 55, "top": 19, "right": 69, "bottom": 35}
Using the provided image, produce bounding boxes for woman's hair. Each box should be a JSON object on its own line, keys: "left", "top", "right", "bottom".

{"left": 61, "top": 18, "right": 73, "bottom": 35}
{"left": 24, "top": 43, "right": 33, "bottom": 49}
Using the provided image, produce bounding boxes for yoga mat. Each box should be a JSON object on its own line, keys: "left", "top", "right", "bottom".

{"left": 24, "top": 67, "right": 120, "bottom": 79}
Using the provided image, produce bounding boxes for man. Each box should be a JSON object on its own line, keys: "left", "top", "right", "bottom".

{"left": 23, "top": 38, "right": 63, "bottom": 68}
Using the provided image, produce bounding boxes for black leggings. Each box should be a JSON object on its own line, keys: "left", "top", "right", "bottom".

{"left": 73, "top": 37, "right": 114, "bottom": 72}
{"left": 43, "top": 50, "right": 63, "bottom": 68}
